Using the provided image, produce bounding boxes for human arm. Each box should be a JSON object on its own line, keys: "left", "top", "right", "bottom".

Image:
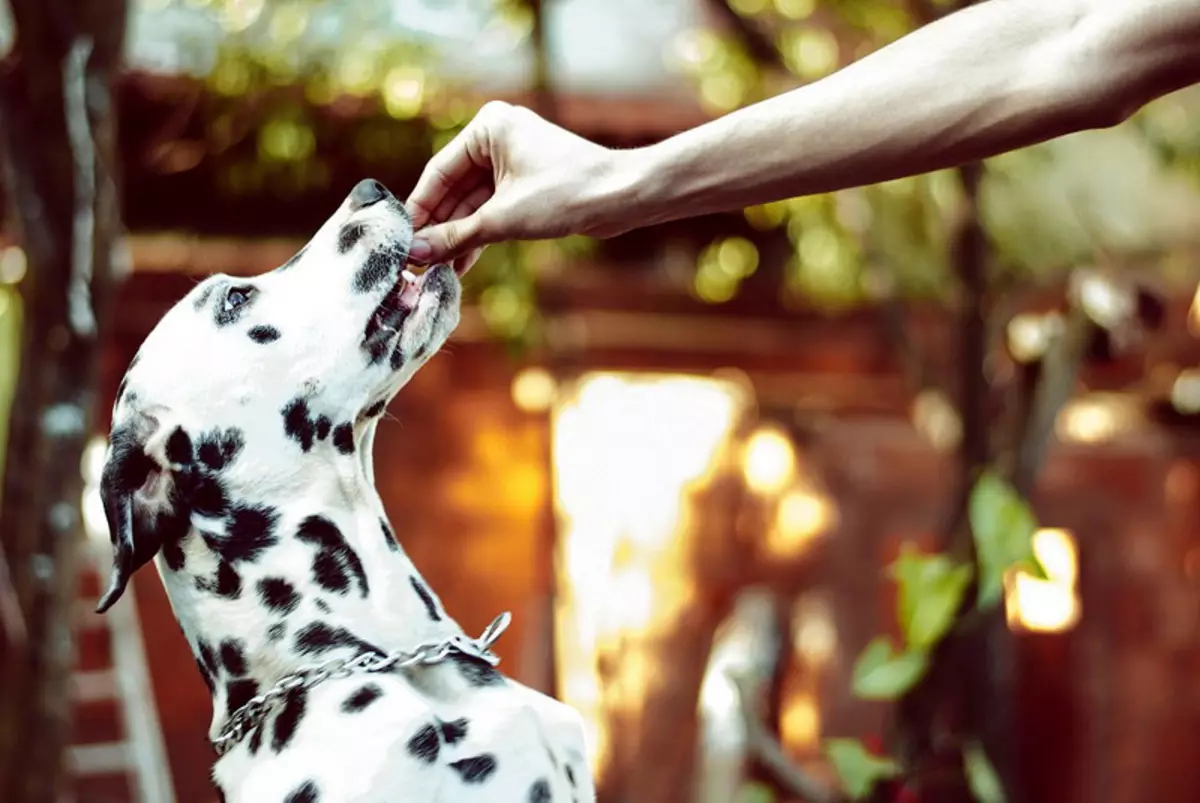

{"left": 406, "top": 0, "right": 1200, "bottom": 268}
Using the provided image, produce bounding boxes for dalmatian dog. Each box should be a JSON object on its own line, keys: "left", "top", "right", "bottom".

{"left": 94, "top": 179, "right": 595, "bottom": 803}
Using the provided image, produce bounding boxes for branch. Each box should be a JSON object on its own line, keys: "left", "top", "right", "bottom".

{"left": 703, "top": 0, "right": 788, "bottom": 72}
{"left": 0, "top": 552, "right": 25, "bottom": 649}
{"left": 731, "top": 671, "right": 843, "bottom": 803}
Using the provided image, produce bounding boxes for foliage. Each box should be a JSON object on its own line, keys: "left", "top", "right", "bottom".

{"left": 963, "top": 741, "right": 1007, "bottom": 803}
{"left": 825, "top": 738, "right": 900, "bottom": 800}
{"left": 968, "top": 472, "right": 1045, "bottom": 608}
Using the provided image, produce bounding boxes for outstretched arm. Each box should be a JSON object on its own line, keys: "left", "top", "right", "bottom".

{"left": 406, "top": 0, "right": 1200, "bottom": 268}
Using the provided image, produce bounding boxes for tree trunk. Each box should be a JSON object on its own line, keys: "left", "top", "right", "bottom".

{"left": 0, "top": 1, "right": 129, "bottom": 800}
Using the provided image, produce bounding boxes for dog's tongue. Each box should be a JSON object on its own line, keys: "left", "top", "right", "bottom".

{"left": 399, "top": 269, "right": 422, "bottom": 307}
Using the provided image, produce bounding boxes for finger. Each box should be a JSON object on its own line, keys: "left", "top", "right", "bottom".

{"left": 409, "top": 210, "right": 489, "bottom": 265}
{"left": 430, "top": 172, "right": 489, "bottom": 228}
{"left": 405, "top": 123, "right": 491, "bottom": 229}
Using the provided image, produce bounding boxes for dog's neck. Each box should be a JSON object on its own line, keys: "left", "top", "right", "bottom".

{"left": 154, "top": 443, "right": 462, "bottom": 743}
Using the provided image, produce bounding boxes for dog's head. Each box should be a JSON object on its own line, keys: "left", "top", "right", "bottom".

{"left": 95, "top": 179, "right": 459, "bottom": 612}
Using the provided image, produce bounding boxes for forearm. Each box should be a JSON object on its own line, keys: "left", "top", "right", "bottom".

{"left": 609, "top": 0, "right": 1200, "bottom": 228}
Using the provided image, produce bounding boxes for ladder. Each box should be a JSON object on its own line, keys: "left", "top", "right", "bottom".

{"left": 69, "top": 465, "right": 176, "bottom": 803}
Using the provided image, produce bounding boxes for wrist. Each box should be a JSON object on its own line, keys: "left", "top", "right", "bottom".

{"left": 577, "top": 144, "right": 673, "bottom": 239}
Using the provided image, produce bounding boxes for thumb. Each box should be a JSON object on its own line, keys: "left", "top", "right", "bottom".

{"left": 409, "top": 214, "right": 488, "bottom": 265}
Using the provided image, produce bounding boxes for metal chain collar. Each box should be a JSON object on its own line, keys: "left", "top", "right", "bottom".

{"left": 211, "top": 611, "right": 512, "bottom": 756}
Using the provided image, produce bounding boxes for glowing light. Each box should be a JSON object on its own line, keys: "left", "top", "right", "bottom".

{"left": 382, "top": 67, "right": 425, "bottom": 119}
{"left": 911, "top": 389, "right": 961, "bottom": 452}
{"left": 552, "top": 373, "right": 749, "bottom": 774}
{"left": 258, "top": 118, "right": 315, "bottom": 163}
{"left": 1056, "top": 394, "right": 1138, "bottom": 443}
{"left": 1006, "top": 312, "right": 1063, "bottom": 363}
{"left": 780, "top": 694, "right": 821, "bottom": 749}
{"left": 1006, "top": 528, "right": 1080, "bottom": 633}
{"left": 773, "top": 0, "right": 815, "bottom": 20}
{"left": 1170, "top": 369, "right": 1200, "bottom": 415}
{"left": 511, "top": 367, "right": 557, "bottom": 414}
{"left": 337, "top": 51, "right": 379, "bottom": 96}
{"left": 668, "top": 29, "right": 720, "bottom": 73}
{"left": 768, "top": 487, "right": 833, "bottom": 557}
{"left": 269, "top": 3, "right": 309, "bottom": 41}
{"left": 744, "top": 201, "right": 788, "bottom": 230}
{"left": 779, "top": 27, "right": 839, "bottom": 79}
{"left": 220, "top": 0, "right": 264, "bottom": 33}
{"left": 729, "top": 0, "right": 768, "bottom": 15}
{"left": 0, "top": 247, "right": 26, "bottom": 285}
{"left": 792, "top": 595, "right": 837, "bottom": 665}
{"left": 699, "top": 71, "right": 748, "bottom": 113}
{"left": 742, "top": 426, "right": 795, "bottom": 496}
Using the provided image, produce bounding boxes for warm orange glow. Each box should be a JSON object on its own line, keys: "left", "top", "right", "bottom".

{"left": 741, "top": 425, "right": 795, "bottom": 496}
{"left": 780, "top": 693, "right": 821, "bottom": 750}
{"left": 1056, "top": 394, "right": 1139, "bottom": 443}
{"left": 767, "top": 487, "right": 834, "bottom": 558}
{"left": 551, "top": 372, "right": 749, "bottom": 773}
{"left": 511, "top": 367, "right": 557, "bottom": 413}
{"left": 1006, "top": 528, "right": 1081, "bottom": 633}
{"left": 1189, "top": 283, "right": 1200, "bottom": 336}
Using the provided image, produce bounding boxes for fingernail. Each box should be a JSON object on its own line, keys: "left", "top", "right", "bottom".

{"left": 409, "top": 238, "right": 432, "bottom": 263}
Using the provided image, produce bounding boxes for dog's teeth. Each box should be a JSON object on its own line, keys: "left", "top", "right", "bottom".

{"left": 401, "top": 270, "right": 417, "bottom": 283}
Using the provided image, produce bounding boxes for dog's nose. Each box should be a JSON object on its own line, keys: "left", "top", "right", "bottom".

{"left": 349, "top": 178, "right": 390, "bottom": 211}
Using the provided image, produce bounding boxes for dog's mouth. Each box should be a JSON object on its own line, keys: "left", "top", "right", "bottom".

{"left": 362, "top": 267, "right": 425, "bottom": 361}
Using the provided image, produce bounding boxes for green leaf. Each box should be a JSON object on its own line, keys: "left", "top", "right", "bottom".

{"left": 851, "top": 636, "right": 930, "bottom": 700}
{"left": 968, "top": 472, "right": 1041, "bottom": 609}
{"left": 964, "top": 741, "right": 1007, "bottom": 803}
{"left": 825, "top": 738, "right": 901, "bottom": 800}
{"left": 889, "top": 543, "right": 974, "bottom": 650}
{"left": 737, "top": 781, "right": 777, "bottom": 803}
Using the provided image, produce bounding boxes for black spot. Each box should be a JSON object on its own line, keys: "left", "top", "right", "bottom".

{"left": 193, "top": 284, "right": 215, "bottom": 311}
{"left": 342, "top": 683, "right": 383, "bottom": 713}
{"left": 332, "top": 423, "right": 354, "bottom": 454}
{"left": 354, "top": 246, "right": 401, "bottom": 294}
{"left": 312, "top": 551, "right": 351, "bottom": 595}
{"left": 283, "top": 780, "right": 319, "bottom": 803}
{"left": 165, "top": 427, "right": 193, "bottom": 466}
{"left": 407, "top": 723, "right": 440, "bottom": 763}
{"left": 566, "top": 765, "right": 576, "bottom": 787}
{"left": 338, "top": 222, "right": 367, "bottom": 254}
{"left": 161, "top": 536, "right": 186, "bottom": 572}
{"left": 414, "top": 343, "right": 430, "bottom": 361}
{"left": 224, "top": 678, "right": 258, "bottom": 718}
{"left": 294, "top": 622, "right": 382, "bottom": 658}
{"left": 315, "top": 416, "right": 332, "bottom": 441}
{"left": 272, "top": 686, "right": 308, "bottom": 753}
{"left": 390, "top": 346, "right": 405, "bottom": 370}
{"left": 257, "top": 578, "right": 300, "bottom": 614}
{"left": 314, "top": 599, "right": 331, "bottom": 614}
{"left": 197, "top": 427, "right": 245, "bottom": 471}
{"left": 450, "top": 754, "right": 498, "bottom": 784}
{"left": 247, "top": 719, "right": 265, "bottom": 755}
{"left": 529, "top": 779, "right": 552, "bottom": 803}
{"left": 248, "top": 325, "right": 281, "bottom": 344}
{"left": 364, "top": 399, "right": 387, "bottom": 418}
{"left": 219, "top": 504, "right": 280, "bottom": 563}
{"left": 220, "top": 640, "right": 248, "bottom": 676}
{"left": 439, "top": 717, "right": 468, "bottom": 745}
{"left": 215, "top": 561, "right": 242, "bottom": 598}
{"left": 267, "top": 623, "right": 286, "bottom": 642}
{"left": 449, "top": 653, "right": 504, "bottom": 687}
{"left": 297, "top": 516, "right": 368, "bottom": 597}
{"left": 381, "top": 520, "right": 400, "bottom": 553}
{"left": 283, "top": 399, "right": 317, "bottom": 452}
{"left": 410, "top": 576, "right": 441, "bottom": 621}
{"left": 189, "top": 476, "right": 228, "bottom": 518}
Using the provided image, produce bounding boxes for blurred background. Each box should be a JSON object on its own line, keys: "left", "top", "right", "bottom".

{"left": 0, "top": 1, "right": 1198, "bottom": 803}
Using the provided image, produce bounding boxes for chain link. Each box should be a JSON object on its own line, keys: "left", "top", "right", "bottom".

{"left": 212, "top": 611, "right": 512, "bottom": 756}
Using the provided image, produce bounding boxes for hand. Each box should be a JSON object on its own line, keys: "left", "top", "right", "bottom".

{"left": 405, "top": 101, "right": 629, "bottom": 274}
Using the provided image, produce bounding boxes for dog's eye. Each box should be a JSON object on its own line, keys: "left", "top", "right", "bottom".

{"left": 223, "top": 286, "right": 255, "bottom": 313}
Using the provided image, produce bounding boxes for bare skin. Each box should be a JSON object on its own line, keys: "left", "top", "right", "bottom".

{"left": 405, "top": 0, "right": 1200, "bottom": 274}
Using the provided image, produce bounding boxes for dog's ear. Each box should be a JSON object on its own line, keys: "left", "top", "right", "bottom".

{"left": 95, "top": 408, "right": 190, "bottom": 613}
